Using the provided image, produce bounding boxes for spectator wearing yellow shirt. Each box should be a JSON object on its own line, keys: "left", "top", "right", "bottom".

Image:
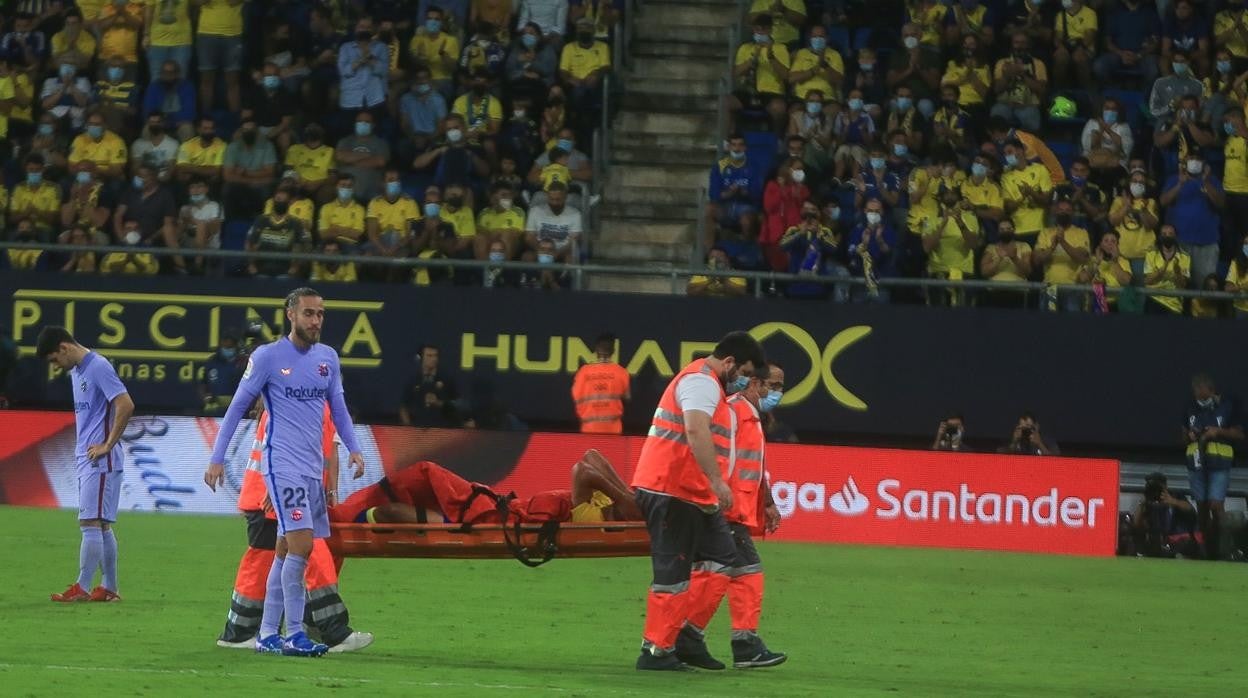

{"left": 886, "top": 85, "right": 926, "bottom": 156}
{"left": 688, "top": 248, "right": 748, "bottom": 297}
{"left": 1221, "top": 108, "right": 1248, "bottom": 253}
{"left": 908, "top": 0, "right": 946, "bottom": 48}
{"left": 70, "top": 113, "right": 128, "bottom": 180}
{"left": 410, "top": 7, "right": 461, "bottom": 98}
{"left": 1143, "top": 226, "right": 1191, "bottom": 314}
{"left": 788, "top": 26, "right": 844, "bottom": 102}
{"left": 906, "top": 150, "right": 964, "bottom": 240}
{"left": 263, "top": 180, "right": 315, "bottom": 230}
{"left": 539, "top": 147, "right": 571, "bottom": 190}
{"left": 1225, "top": 232, "right": 1248, "bottom": 316}
{"left": 284, "top": 124, "right": 336, "bottom": 204}
{"left": 962, "top": 153, "right": 1004, "bottom": 226}
{"left": 60, "top": 163, "right": 112, "bottom": 235}
{"left": 1000, "top": 139, "right": 1052, "bottom": 244}
{"left": 96, "top": 1, "right": 145, "bottom": 78}
{"left": 319, "top": 173, "right": 368, "bottom": 247}
{"left": 176, "top": 116, "right": 226, "bottom": 184}
{"left": 60, "top": 225, "right": 99, "bottom": 274}
{"left": 947, "top": 0, "right": 994, "bottom": 49}
{"left": 991, "top": 33, "right": 1048, "bottom": 133}
{"left": 941, "top": 36, "right": 991, "bottom": 115}
{"left": 311, "top": 239, "right": 359, "bottom": 283}
{"left": 921, "top": 186, "right": 981, "bottom": 305}
{"left": 732, "top": 15, "right": 790, "bottom": 132}
{"left": 51, "top": 9, "right": 97, "bottom": 70}
{"left": 1051, "top": 0, "right": 1096, "bottom": 89}
{"left": 195, "top": 0, "right": 245, "bottom": 113}
{"left": 0, "top": 57, "right": 35, "bottom": 142}
{"left": 452, "top": 71, "right": 502, "bottom": 152}
{"left": 100, "top": 222, "right": 160, "bottom": 275}
{"left": 1077, "top": 230, "right": 1133, "bottom": 310}
{"left": 366, "top": 169, "right": 422, "bottom": 259}
{"left": 143, "top": 0, "right": 194, "bottom": 81}
{"left": 748, "top": 0, "right": 805, "bottom": 45}
{"left": 1214, "top": 5, "right": 1248, "bottom": 63}
{"left": 476, "top": 182, "right": 525, "bottom": 259}
{"left": 10, "top": 155, "right": 63, "bottom": 233}
{"left": 1034, "top": 199, "right": 1092, "bottom": 311}
{"left": 441, "top": 183, "right": 477, "bottom": 255}
{"left": 1108, "top": 170, "right": 1159, "bottom": 278}
{"left": 95, "top": 56, "right": 139, "bottom": 138}
{"left": 979, "top": 220, "right": 1033, "bottom": 307}
{"left": 7, "top": 218, "right": 44, "bottom": 269}
{"left": 560, "top": 17, "right": 611, "bottom": 122}
{"left": 78, "top": 0, "right": 108, "bottom": 22}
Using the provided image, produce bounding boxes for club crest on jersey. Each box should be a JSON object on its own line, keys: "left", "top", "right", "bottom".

{"left": 318, "top": 363, "right": 329, "bottom": 377}
{"left": 79, "top": 379, "right": 87, "bottom": 393}
{"left": 291, "top": 509, "right": 303, "bottom": 521}
{"left": 280, "top": 368, "right": 293, "bottom": 376}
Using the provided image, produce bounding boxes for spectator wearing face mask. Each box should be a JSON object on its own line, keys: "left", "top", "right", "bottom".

{"left": 1202, "top": 48, "right": 1242, "bottom": 130}
{"left": 780, "top": 200, "right": 847, "bottom": 301}
{"left": 886, "top": 85, "right": 926, "bottom": 157}
{"left": 979, "top": 220, "right": 1032, "bottom": 307}
{"left": 1000, "top": 138, "right": 1052, "bottom": 246}
{"left": 11, "top": 154, "right": 61, "bottom": 236}
{"left": 731, "top": 14, "right": 791, "bottom": 134}
{"left": 1081, "top": 97, "right": 1134, "bottom": 193}
{"left": 222, "top": 115, "right": 277, "bottom": 219}
{"left": 6, "top": 218, "right": 45, "bottom": 270}
{"left": 245, "top": 187, "right": 310, "bottom": 279}
{"left": 175, "top": 116, "right": 226, "bottom": 186}
{"left": 931, "top": 85, "right": 972, "bottom": 154}
{"left": 848, "top": 199, "right": 897, "bottom": 302}
{"left": 832, "top": 88, "right": 875, "bottom": 181}
{"left": 1034, "top": 199, "right": 1091, "bottom": 311}
{"left": 1050, "top": 0, "right": 1097, "bottom": 89}
{"left": 179, "top": 177, "right": 222, "bottom": 274}
{"left": 130, "top": 114, "right": 179, "bottom": 184}
{"left": 1109, "top": 169, "right": 1159, "bottom": 279}
{"left": 1214, "top": 3, "right": 1248, "bottom": 69}
{"left": 1183, "top": 374, "right": 1244, "bottom": 559}
{"left": 400, "top": 68, "right": 448, "bottom": 158}
{"left": 1161, "top": 153, "right": 1224, "bottom": 285}
{"left": 319, "top": 174, "right": 368, "bottom": 248}
{"left": 886, "top": 23, "right": 940, "bottom": 117}
{"left": 1077, "top": 229, "right": 1132, "bottom": 311}
{"left": 940, "top": 34, "right": 990, "bottom": 123}
{"left": 1154, "top": 93, "right": 1214, "bottom": 177}
{"left": 199, "top": 336, "right": 245, "bottom": 415}
{"left": 338, "top": 17, "right": 389, "bottom": 119}
{"left": 115, "top": 163, "right": 181, "bottom": 268}
{"left": 1051, "top": 157, "right": 1106, "bottom": 234}
{"left": 365, "top": 168, "right": 421, "bottom": 265}
{"left": 311, "top": 239, "right": 359, "bottom": 284}
{"left": 336, "top": 111, "right": 390, "bottom": 202}
{"left": 39, "top": 60, "right": 93, "bottom": 130}
{"left": 761, "top": 158, "right": 810, "bottom": 269}
{"left": 242, "top": 61, "right": 295, "bottom": 153}
{"left": 61, "top": 163, "right": 112, "bottom": 237}
{"left": 1162, "top": 0, "right": 1209, "bottom": 78}
{"left": 922, "top": 185, "right": 980, "bottom": 305}
{"left": 854, "top": 145, "right": 902, "bottom": 215}
{"left": 476, "top": 183, "right": 525, "bottom": 260}
{"left": 99, "top": 221, "right": 159, "bottom": 275}
{"left": 413, "top": 114, "right": 491, "bottom": 191}
{"left": 991, "top": 33, "right": 1048, "bottom": 132}
{"left": 906, "top": 148, "right": 963, "bottom": 273}
{"left": 506, "top": 22, "right": 559, "bottom": 106}
{"left": 962, "top": 153, "right": 1004, "bottom": 233}
{"left": 1221, "top": 108, "right": 1248, "bottom": 258}
{"left": 1142, "top": 225, "right": 1190, "bottom": 314}
{"left": 1225, "top": 232, "right": 1248, "bottom": 317}
{"left": 687, "top": 248, "right": 748, "bottom": 297}
{"left": 524, "top": 180, "right": 581, "bottom": 262}
{"left": 1148, "top": 49, "right": 1202, "bottom": 121}
{"left": 706, "top": 133, "right": 762, "bottom": 252}
{"left": 560, "top": 17, "right": 610, "bottom": 137}
{"left": 789, "top": 26, "right": 844, "bottom": 104}
{"left": 141, "top": 60, "right": 196, "bottom": 141}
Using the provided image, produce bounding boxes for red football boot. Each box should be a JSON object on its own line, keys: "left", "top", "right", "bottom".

{"left": 51, "top": 583, "right": 91, "bottom": 602}
{"left": 89, "top": 586, "right": 121, "bottom": 602}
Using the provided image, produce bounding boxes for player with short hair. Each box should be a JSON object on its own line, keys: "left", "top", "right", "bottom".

{"left": 38, "top": 326, "right": 135, "bottom": 603}
{"left": 205, "top": 288, "right": 366, "bottom": 658}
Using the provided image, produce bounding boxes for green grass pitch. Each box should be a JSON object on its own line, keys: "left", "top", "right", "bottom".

{"left": 0, "top": 506, "right": 1245, "bottom": 697}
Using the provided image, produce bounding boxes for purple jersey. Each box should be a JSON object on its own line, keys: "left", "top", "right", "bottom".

{"left": 210, "top": 337, "right": 362, "bottom": 480}
{"left": 70, "top": 351, "right": 128, "bottom": 474}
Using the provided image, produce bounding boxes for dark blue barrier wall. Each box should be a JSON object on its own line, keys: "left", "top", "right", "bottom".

{"left": 2, "top": 272, "right": 1242, "bottom": 450}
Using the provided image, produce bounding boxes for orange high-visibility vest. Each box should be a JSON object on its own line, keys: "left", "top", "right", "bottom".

{"left": 571, "top": 360, "right": 630, "bottom": 434}
{"left": 237, "top": 405, "right": 338, "bottom": 516}
{"left": 631, "top": 359, "right": 733, "bottom": 508}
{"left": 726, "top": 394, "right": 767, "bottom": 535}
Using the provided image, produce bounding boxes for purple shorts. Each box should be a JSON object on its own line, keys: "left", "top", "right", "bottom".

{"left": 264, "top": 472, "right": 330, "bottom": 538}
{"left": 78, "top": 470, "right": 123, "bottom": 523}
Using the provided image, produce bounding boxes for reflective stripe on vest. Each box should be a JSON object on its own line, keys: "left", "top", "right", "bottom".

{"left": 726, "top": 395, "right": 767, "bottom": 532}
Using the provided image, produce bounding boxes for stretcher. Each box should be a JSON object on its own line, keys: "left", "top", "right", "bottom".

{"left": 328, "top": 521, "right": 651, "bottom": 567}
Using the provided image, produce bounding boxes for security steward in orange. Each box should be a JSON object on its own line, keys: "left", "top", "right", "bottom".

{"left": 571, "top": 333, "right": 631, "bottom": 434}
{"left": 630, "top": 331, "right": 766, "bottom": 671}
{"left": 684, "top": 362, "right": 786, "bottom": 668}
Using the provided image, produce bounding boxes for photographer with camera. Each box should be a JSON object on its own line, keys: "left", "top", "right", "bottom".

{"left": 932, "top": 414, "right": 967, "bottom": 452}
{"left": 1183, "top": 373, "right": 1244, "bottom": 559}
{"left": 1000, "top": 413, "right": 1059, "bottom": 456}
{"left": 1126, "top": 472, "right": 1199, "bottom": 558}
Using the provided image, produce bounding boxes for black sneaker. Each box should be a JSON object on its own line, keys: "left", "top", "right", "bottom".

{"left": 636, "top": 650, "right": 695, "bottom": 671}
{"left": 675, "top": 627, "right": 725, "bottom": 670}
{"left": 733, "top": 649, "right": 788, "bottom": 669}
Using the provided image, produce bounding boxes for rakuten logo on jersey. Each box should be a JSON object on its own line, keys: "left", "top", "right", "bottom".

{"left": 773, "top": 477, "right": 1107, "bottom": 529}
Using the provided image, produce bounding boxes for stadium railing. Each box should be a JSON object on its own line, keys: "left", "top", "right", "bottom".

{"left": 5, "top": 241, "right": 1244, "bottom": 307}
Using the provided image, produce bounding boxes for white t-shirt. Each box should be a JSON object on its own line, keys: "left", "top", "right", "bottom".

{"left": 525, "top": 203, "right": 583, "bottom": 250}
{"left": 131, "top": 136, "right": 182, "bottom": 177}
{"left": 181, "top": 200, "right": 223, "bottom": 248}
{"left": 674, "top": 373, "right": 722, "bottom": 416}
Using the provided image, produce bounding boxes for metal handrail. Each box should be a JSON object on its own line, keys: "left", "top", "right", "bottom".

{"left": 691, "top": 185, "right": 707, "bottom": 267}
{"left": 4, "top": 241, "right": 1244, "bottom": 305}
{"left": 600, "top": 72, "right": 611, "bottom": 170}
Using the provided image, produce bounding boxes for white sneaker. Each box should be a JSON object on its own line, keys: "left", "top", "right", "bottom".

{"left": 327, "top": 631, "right": 374, "bottom": 653}
{"left": 215, "top": 637, "right": 256, "bottom": 649}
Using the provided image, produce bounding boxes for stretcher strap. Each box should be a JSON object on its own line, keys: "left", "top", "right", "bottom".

{"left": 493, "top": 491, "right": 560, "bottom": 568}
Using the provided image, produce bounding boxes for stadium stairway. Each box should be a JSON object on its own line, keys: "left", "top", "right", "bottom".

{"left": 588, "top": 0, "right": 733, "bottom": 294}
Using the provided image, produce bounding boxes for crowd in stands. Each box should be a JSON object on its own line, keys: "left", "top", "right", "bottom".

{"left": 710, "top": 0, "right": 1248, "bottom": 315}
{"left": 0, "top": 0, "right": 614, "bottom": 287}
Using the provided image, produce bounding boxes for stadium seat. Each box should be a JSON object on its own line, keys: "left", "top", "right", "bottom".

{"left": 1046, "top": 140, "right": 1078, "bottom": 176}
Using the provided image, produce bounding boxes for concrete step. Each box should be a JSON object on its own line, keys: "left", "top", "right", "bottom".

{"left": 630, "top": 21, "right": 732, "bottom": 45}
{"left": 611, "top": 130, "right": 719, "bottom": 150}
{"left": 632, "top": 39, "right": 729, "bottom": 60}
{"left": 618, "top": 109, "right": 718, "bottom": 136}
{"left": 592, "top": 240, "right": 693, "bottom": 264}
{"left": 612, "top": 144, "right": 718, "bottom": 166}
{"left": 604, "top": 182, "right": 706, "bottom": 206}
{"left": 623, "top": 75, "right": 720, "bottom": 98}
{"left": 585, "top": 270, "right": 683, "bottom": 295}
{"left": 611, "top": 162, "right": 713, "bottom": 188}
{"left": 632, "top": 56, "right": 724, "bottom": 81}
{"left": 599, "top": 218, "right": 694, "bottom": 244}
{"left": 599, "top": 200, "right": 703, "bottom": 220}
{"left": 636, "top": 3, "right": 740, "bottom": 28}
{"left": 620, "top": 91, "right": 718, "bottom": 113}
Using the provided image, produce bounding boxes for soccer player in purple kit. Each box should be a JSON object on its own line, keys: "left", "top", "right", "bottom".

{"left": 37, "top": 326, "right": 135, "bottom": 603}
{"left": 204, "top": 288, "right": 367, "bottom": 658}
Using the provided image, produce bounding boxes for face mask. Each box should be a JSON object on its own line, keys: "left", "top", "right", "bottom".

{"left": 848, "top": 98, "right": 864, "bottom": 111}
{"left": 577, "top": 31, "right": 593, "bottom": 42}
{"left": 513, "top": 108, "right": 527, "bottom": 119}
{"left": 1130, "top": 182, "right": 1146, "bottom": 197}
{"left": 338, "top": 187, "right": 354, "bottom": 201}
{"left": 26, "top": 171, "right": 42, "bottom": 186}
{"left": 135, "top": 175, "right": 149, "bottom": 189}
{"left": 76, "top": 170, "right": 92, "bottom": 185}
{"left": 998, "top": 230, "right": 1015, "bottom": 243}
{"left": 263, "top": 75, "right": 280, "bottom": 90}
{"left": 1218, "top": 60, "right": 1233, "bottom": 74}
{"left": 426, "top": 18, "right": 442, "bottom": 33}
{"left": 488, "top": 251, "right": 506, "bottom": 262}
{"left": 1226, "top": 122, "right": 1237, "bottom": 136}
{"left": 107, "top": 66, "right": 124, "bottom": 82}
{"left": 859, "top": 62, "right": 874, "bottom": 72}
{"left": 806, "top": 101, "right": 821, "bottom": 115}
{"left": 810, "top": 37, "right": 826, "bottom": 51}
{"left": 220, "top": 347, "right": 238, "bottom": 360}
{"left": 1242, "top": 243, "right": 1248, "bottom": 256}
{"left": 148, "top": 124, "right": 164, "bottom": 137}
{"left": 355, "top": 121, "right": 372, "bottom": 137}
{"left": 242, "top": 130, "right": 257, "bottom": 145}
{"left": 190, "top": 193, "right": 206, "bottom": 204}
{"left": 1103, "top": 110, "right": 1117, "bottom": 124}
{"left": 424, "top": 202, "right": 441, "bottom": 217}
{"left": 971, "top": 162, "right": 988, "bottom": 178}
{"left": 1187, "top": 159, "right": 1203, "bottom": 175}
{"left": 538, "top": 252, "right": 555, "bottom": 264}
{"left": 87, "top": 125, "right": 103, "bottom": 139}
{"left": 760, "top": 390, "right": 783, "bottom": 412}
{"left": 827, "top": 207, "right": 840, "bottom": 221}
{"left": 413, "top": 83, "right": 432, "bottom": 95}
{"left": 730, "top": 149, "right": 746, "bottom": 161}
{"left": 1197, "top": 397, "right": 1215, "bottom": 408}
{"left": 557, "top": 138, "right": 574, "bottom": 153}
{"left": 124, "top": 231, "right": 141, "bottom": 245}
{"left": 1061, "top": 0, "right": 1073, "bottom": 9}
{"left": 386, "top": 181, "right": 402, "bottom": 197}
{"left": 903, "top": 36, "right": 919, "bottom": 49}
{"left": 869, "top": 156, "right": 885, "bottom": 171}
{"left": 753, "top": 32, "right": 769, "bottom": 44}
{"left": 59, "top": 64, "right": 75, "bottom": 79}
{"left": 446, "top": 195, "right": 464, "bottom": 207}
{"left": 1160, "top": 236, "right": 1177, "bottom": 248}
{"left": 1055, "top": 213, "right": 1072, "bottom": 226}
{"left": 896, "top": 97, "right": 912, "bottom": 111}
{"left": 273, "top": 200, "right": 290, "bottom": 215}
{"left": 1070, "top": 175, "right": 1086, "bottom": 187}
{"left": 446, "top": 128, "right": 463, "bottom": 143}
{"left": 791, "top": 169, "right": 806, "bottom": 183}
{"left": 728, "top": 374, "right": 750, "bottom": 394}
{"left": 1173, "top": 63, "right": 1189, "bottom": 76}
{"left": 866, "top": 211, "right": 882, "bottom": 225}
{"left": 1004, "top": 153, "right": 1019, "bottom": 167}
{"left": 893, "top": 143, "right": 908, "bottom": 157}
{"left": 522, "top": 33, "right": 538, "bottom": 49}
{"left": 357, "top": 30, "right": 373, "bottom": 41}
{"left": 37, "top": 123, "right": 54, "bottom": 136}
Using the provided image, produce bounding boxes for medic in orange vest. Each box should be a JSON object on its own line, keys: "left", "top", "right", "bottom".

{"left": 215, "top": 405, "right": 373, "bottom": 653}
{"left": 685, "top": 362, "right": 787, "bottom": 668}
{"left": 571, "top": 333, "right": 631, "bottom": 434}
{"left": 630, "top": 331, "right": 767, "bottom": 672}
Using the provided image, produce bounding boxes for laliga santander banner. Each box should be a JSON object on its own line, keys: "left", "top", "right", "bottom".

{"left": 0, "top": 412, "right": 1119, "bottom": 557}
